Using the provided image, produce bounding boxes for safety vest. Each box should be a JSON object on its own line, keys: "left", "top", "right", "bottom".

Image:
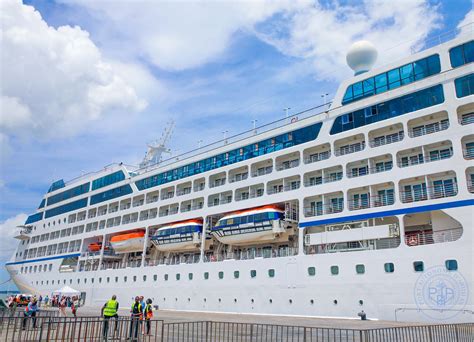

{"left": 145, "top": 304, "right": 153, "bottom": 319}
{"left": 103, "top": 299, "right": 118, "bottom": 317}
{"left": 131, "top": 302, "right": 142, "bottom": 317}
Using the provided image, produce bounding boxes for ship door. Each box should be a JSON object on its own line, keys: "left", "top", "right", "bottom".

{"left": 286, "top": 263, "right": 297, "bottom": 289}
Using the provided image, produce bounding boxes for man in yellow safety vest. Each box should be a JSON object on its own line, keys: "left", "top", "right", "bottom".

{"left": 101, "top": 295, "right": 119, "bottom": 340}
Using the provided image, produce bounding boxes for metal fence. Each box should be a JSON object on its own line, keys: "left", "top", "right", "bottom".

{"left": 0, "top": 314, "right": 472, "bottom": 342}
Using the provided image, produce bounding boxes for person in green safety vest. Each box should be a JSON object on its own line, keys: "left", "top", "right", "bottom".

{"left": 144, "top": 298, "right": 154, "bottom": 335}
{"left": 129, "top": 296, "right": 142, "bottom": 341}
{"left": 101, "top": 295, "right": 119, "bottom": 340}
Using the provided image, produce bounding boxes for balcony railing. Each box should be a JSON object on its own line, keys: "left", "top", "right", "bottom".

{"left": 305, "top": 173, "right": 342, "bottom": 186}
{"left": 400, "top": 183, "right": 458, "bottom": 203}
{"left": 276, "top": 160, "right": 300, "bottom": 171}
{"left": 369, "top": 131, "right": 404, "bottom": 148}
{"left": 398, "top": 150, "right": 453, "bottom": 167}
{"left": 304, "top": 151, "right": 330, "bottom": 164}
{"left": 468, "top": 180, "right": 474, "bottom": 193}
{"left": 348, "top": 193, "right": 395, "bottom": 211}
{"left": 335, "top": 142, "right": 365, "bottom": 156}
{"left": 459, "top": 112, "right": 474, "bottom": 125}
{"left": 229, "top": 173, "right": 248, "bottom": 183}
{"left": 463, "top": 148, "right": 474, "bottom": 160}
{"left": 304, "top": 201, "right": 343, "bottom": 216}
{"left": 404, "top": 227, "right": 462, "bottom": 247}
{"left": 284, "top": 182, "right": 301, "bottom": 191}
{"left": 252, "top": 167, "right": 273, "bottom": 177}
{"left": 249, "top": 191, "right": 264, "bottom": 198}
{"left": 408, "top": 120, "right": 449, "bottom": 138}
{"left": 267, "top": 186, "right": 284, "bottom": 195}
{"left": 209, "top": 180, "right": 226, "bottom": 188}
{"left": 177, "top": 188, "right": 192, "bottom": 196}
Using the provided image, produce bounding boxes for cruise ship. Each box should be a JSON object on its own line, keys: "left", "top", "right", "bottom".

{"left": 5, "top": 33, "right": 474, "bottom": 323}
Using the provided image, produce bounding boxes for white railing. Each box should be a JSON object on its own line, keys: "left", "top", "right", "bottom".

{"left": 405, "top": 227, "right": 462, "bottom": 247}
{"left": 408, "top": 120, "right": 449, "bottom": 138}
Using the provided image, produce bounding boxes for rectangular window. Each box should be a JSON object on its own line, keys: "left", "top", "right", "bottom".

{"left": 234, "top": 271, "right": 239, "bottom": 279}
{"left": 268, "top": 269, "right": 275, "bottom": 278}
{"left": 455, "top": 73, "right": 474, "bottom": 98}
{"left": 413, "top": 261, "right": 424, "bottom": 272}
{"left": 445, "top": 259, "right": 458, "bottom": 271}
{"left": 308, "top": 267, "right": 316, "bottom": 276}
{"left": 355, "top": 264, "right": 365, "bottom": 274}
{"left": 330, "top": 265, "right": 339, "bottom": 275}
{"left": 218, "top": 271, "right": 224, "bottom": 279}
{"left": 384, "top": 263, "right": 395, "bottom": 273}
{"left": 250, "top": 270, "right": 257, "bottom": 278}
{"left": 450, "top": 41, "right": 474, "bottom": 68}
{"left": 204, "top": 272, "right": 209, "bottom": 280}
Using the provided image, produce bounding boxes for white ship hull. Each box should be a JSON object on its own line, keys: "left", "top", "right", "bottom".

{"left": 6, "top": 34, "right": 474, "bottom": 324}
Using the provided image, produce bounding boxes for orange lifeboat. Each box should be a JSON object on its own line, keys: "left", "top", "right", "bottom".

{"left": 110, "top": 230, "right": 146, "bottom": 254}
{"left": 88, "top": 242, "right": 102, "bottom": 252}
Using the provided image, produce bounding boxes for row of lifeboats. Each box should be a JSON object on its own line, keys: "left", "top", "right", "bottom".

{"left": 88, "top": 205, "right": 291, "bottom": 254}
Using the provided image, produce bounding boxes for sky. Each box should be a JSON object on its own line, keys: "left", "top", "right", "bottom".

{"left": 0, "top": 0, "right": 472, "bottom": 290}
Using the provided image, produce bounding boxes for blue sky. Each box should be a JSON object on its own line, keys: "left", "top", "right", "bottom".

{"left": 0, "top": 0, "right": 472, "bottom": 289}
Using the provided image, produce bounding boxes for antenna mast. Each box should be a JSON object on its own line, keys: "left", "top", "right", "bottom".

{"left": 140, "top": 120, "right": 175, "bottom": 168}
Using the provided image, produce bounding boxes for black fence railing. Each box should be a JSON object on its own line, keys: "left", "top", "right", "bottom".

{"left": 0, "top": 314, "right": 473, "bottom": 342}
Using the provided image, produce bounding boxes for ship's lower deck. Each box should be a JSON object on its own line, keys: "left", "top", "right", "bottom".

{"left": 8, "top": 205, "right": 473, "bottom": 324}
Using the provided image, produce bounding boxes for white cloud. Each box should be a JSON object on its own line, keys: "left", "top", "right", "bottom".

{"left": 0, "top": 0, "right": 148, "bottom": 141}
{"left": 457, "top": 9, "right": 473, "bottom": 36}
{"left": 255, "top": 0, "right": 441, "bottom": 80}
{"left": 64, "top": 1, "right": 441, "bottom": 82}
{"left": 0, "top": 213, "right": 27, "bottom": 262}
{"left": 62, "top": 0, "right": 298, "bottom": 71}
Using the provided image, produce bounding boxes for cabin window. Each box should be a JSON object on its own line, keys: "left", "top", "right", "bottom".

{"left": 268, "top": 269, "right": 275, "bottom": 278}
{"left": 330, "top": 266, "right": 339, "bottom": 275}
{"left": 143, "top": 275, "right": 147, "bottom": 282}
{"left": 133, "top": 276, "right": 137, "bottom": 282}
{"left": 188, "top": 273, "right": 193, "bottom": 280}
{"left": 153, "top": 275, "right": 157, "bottom": 281}
{"left": 308, "top": 267, "right": 316, "bottom": 276}
{"left": 218, "top": 271, "right": 224, "bottom": 279}
{"left": 445, "top": 259, "right": 458, "bottom": 271}
{"left": 99, "top": 278, "right": 102, "bottom": 283}
{"left": 356, "top": 264, "right": 365, "bottom": 274}
{"left": 124, "top": 276, "right": 127, "bottom": 283}
{"left": 234, "top": 271, "right": 239, "bottom": 279}
{"left": 176, "top": 273, "right": 181, "bottom": 281}
{"left": 204, "top": 272, "right": 209, "bottom": 280}
{"left": 413, "top": 261, "right": 424, "bottom": 272}
{"left": 384, "top": 263, "right": 395, "bottom": 273}
{"left": 250, "top": 270, "right": 257, "bottom": 278}
{"left": 164, "top": 274, "right": 169, "bottom": 281}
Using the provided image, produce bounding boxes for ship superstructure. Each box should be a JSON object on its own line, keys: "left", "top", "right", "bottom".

{"left": 6, "top": 34, "right": 474, "bottom": 323}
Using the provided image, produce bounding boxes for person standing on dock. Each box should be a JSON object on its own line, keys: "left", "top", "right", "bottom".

{"left": 21, "top": 298, "right": 38, "bottom": 330}
{"left": 144, "top": 299, "right": 153, "bottom": 336}
{"left": 101, "top": 295, "right": 119, "bottom": 340}
{"left": 129, "top": 296, "right": 142, "bottom": 341}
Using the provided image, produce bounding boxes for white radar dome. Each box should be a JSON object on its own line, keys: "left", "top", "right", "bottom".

{"left": 346, "top": 40, "right": 378, "bottom": 76}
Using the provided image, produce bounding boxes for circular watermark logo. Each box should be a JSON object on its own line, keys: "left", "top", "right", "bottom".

{"left": 414, "top": 265, "right": 469, "bottom": 320}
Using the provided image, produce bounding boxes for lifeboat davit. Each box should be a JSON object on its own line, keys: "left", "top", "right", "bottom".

{"left": 110, "top": 230, "right": 146, "bottom": 254}
{"left": 151, "top": 219, "right": 206, "bottom": 252}
{"left": 211, "top": 205, "right": 291, "bottom": 246}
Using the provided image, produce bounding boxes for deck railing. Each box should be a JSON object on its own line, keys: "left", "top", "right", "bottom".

{"left": 405, "top": 227, "right": 463, "bottom": 246}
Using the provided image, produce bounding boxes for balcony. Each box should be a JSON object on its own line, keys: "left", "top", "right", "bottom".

{"left": 408, "top": 120, "right": 449, "bottom": 138}
{"left": 176, "top": 188, "right": 192, "bottom": 196}
{"left": 304, "top": 151, "right": 330, "bottom": 164}
{"left": 335, "top": 141, "right": 365, "bottom": 156}
{"left": 404, "top": 227, "right": 462, "bottom": 247}
{"left": 459, "top": 112, "right": 474, "bottom": 125}
{"left": 229, "top": 173, "right": 248, "bottom": 183}
{"left": 400, "top": 183, "right": 458, "bottom": 203}
{"left": 348, "top": 193, "right": 395, "bottom": 210}
{"left": 369, "top": 131, "right": 404, "bottom": 148}
{"left": 276, "top": 159, "right": 300, "bottom": 171}
{"left": 398, "top": 150, "right": 452, "bottom": 168}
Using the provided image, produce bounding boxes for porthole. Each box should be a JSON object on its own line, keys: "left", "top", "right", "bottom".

{"left": 176, "top": 273, "right": 181, "bottom": 281}
{"left": 188, "top": 273, "right": 193, "bottom": 280}
{"left": 251, "top": 299, "right": 254, "bottom": 303}
{"left": 359, "top": 300, "right": 364, "bottom": 305}
{"left": 204, "top": 298, "right": 207, "bottom": 302}
{"left": 188, "top": 298, "right": 191, "bottom": 302}
{"left": 307, "top": 267, "right": 316, "bottom": 276}
{"left": 234, "top": 271, "right": 240, "bottom": 279}
{"left": 268, "top": 269, "right": 275, "bottom": 278}
{"left": 234, "top": 298, "right": 237, "bottom": 303}
{"left": 143, "top": 275, "right": 147, "bottom": 282}
{"left": 289, "top": 299, "right": 293, "bottom": 304}
{"left": 269, "top": 299, "right": 273, "bottom": 304}
{"left": 163, "top": 297, "right": 166, "bottom": 301}
{"left": 218, "top": 271, "right": 224, "bottom": 279}
{"left": 333, "top": 300, "right": 338, "bottom": 305}
{"left": 204, "top": 272, "right": 209, "bottom": 280}
{"left": 175, "top": 298, "right": 178, "bottom": 301}
{"left": 218, "top": 298, "right": 222, "bottom": 303}
{"left": 310, "top": 299, "right": 314, "bottom": 305}
{"left": 153, "top": 275, "right": 157, "bottom": 281}
{"left": 164, "top": 274, "right": 169, "bottom": 281}
{"left": 133, "top": 276, "right": 137, "bottom": 282}
{"left": 250, "top": 270, "right": 257, "bottom": 278}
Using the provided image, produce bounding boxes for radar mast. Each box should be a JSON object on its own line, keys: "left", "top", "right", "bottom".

{"left": 140, "top": 120, "right": 175, "bottom": 169}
